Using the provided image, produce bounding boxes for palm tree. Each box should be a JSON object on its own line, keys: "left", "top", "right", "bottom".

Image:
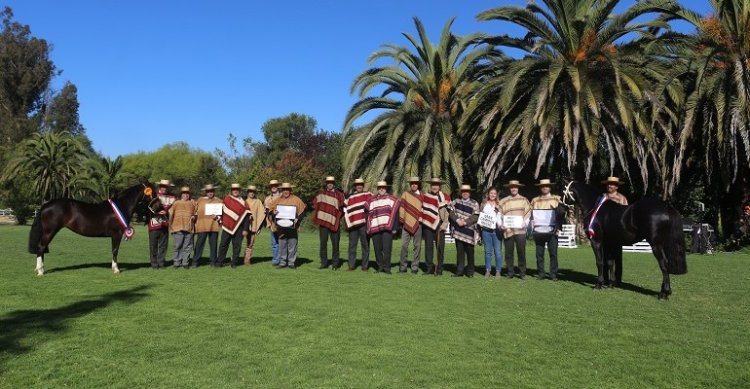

{"left": 661, "top": 0, "right": 750, "bottom": 237}
{"left": 466, "top": 0, "right": 683, "bottom": 189}
{"left": 1, "top": 131, "right": 88, "bottom": 202}
{"left": 342, "top": 17, "right": 499, "bottom": 192}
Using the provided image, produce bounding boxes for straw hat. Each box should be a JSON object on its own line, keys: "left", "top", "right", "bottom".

{"left": 325, "top": 176, "right": 335, "bottom": 182}
{"left": 201, "top": 184, "right": 218, "bottom": 192}
{"left": 427, "top": 177, "right": 444, "bottom": 185}
{"left": 246, "top": 185, "right": 257, "bottom": 192}
{"left": 230, "top": 183, "right": 242, "bottom": 190}
{"left": 268, "top": 179, "right": 280, "bottom": 186}
{"left": 157, "top": 179, "right": 174, "bottom": 187}
{"left": 459, "top": 184, "right": 473, "bottom": 192}
{"left": 407, "top": 176, "right": 421, "bottom": 183}
{"left": 279, "top": 182, "right": 295, "bottom": 190}
{"left": 376, "top": 181, "right": 390, "bottom": 187}
{"left": 180, "top": 186, "right": 190, "bottom": 193}
{"left": 353, "top": 178, "right": 366, "bottom": 185}
{"left": 535, "top": 179, "right": 555, "bottom": 187}
{"left": 503, "top": 180, "right": 525, "bottom": 188}
{"left": 601, "top": 176, "right": 625, "bottom": 185}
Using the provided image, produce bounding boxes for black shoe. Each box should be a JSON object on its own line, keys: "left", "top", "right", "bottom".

{"left": 411, "top": 270, "right": 418, "bottom": 274}
{"left": 507, "top": 273, "right": 515, "bottom": 279}
{"left": 383, "top": 270, "right": 392, "bottom": 274}
{"left": 333, "top": 266, "right": 340, "bottom": 271}
{"left": 361, "top": 267, "right": 368, "bottom": 272}
{"left": 319, "top": 263, "right": 329, "bottom": 269}
{"left": 466, "top": 274, "right": 474, "bottom": 278}
{"left": 537, "top": 274, "right": 546, "bottom": 280}
{"left": 422, "top": 271, "right": 433, "bottom": 276}
{"left": 435, "top": 270, "right": 443, "bottom": 276}
{"left": 519, "top": 274, "right": 526, "bottom": 280}
{"left": 551, "top": 275, "right": 558, "bottom": 281}
{"left": 288, "top": 265, "right": 296, "bottom": 270}
{"left": 452, "top": 273, "right": 464, "bottom": 277}
{"left": 398, "top": 269, "right": 407, "bottom": 273}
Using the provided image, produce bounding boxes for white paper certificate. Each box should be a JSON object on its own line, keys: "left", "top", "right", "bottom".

{"left": 503, "top": 215, "right": 524, "bottom": 229}
{"left": 478, "top": 212, "right": 498, "bottom": 229}
{"left": 532, "top": 210, "right": 555, "bottom": 227}
{"left": 205, "top": 203, "right": 223, "bottom": 216}
{"left": 276, "top": 205, "right": 297, "bottom": 220}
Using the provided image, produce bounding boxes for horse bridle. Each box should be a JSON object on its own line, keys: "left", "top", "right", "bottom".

{"left": 561, "top": 181, "right": 575, "bottom": 207}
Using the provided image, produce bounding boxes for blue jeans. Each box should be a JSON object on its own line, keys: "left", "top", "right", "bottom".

{"left": 481, "top": 228, "right": 502, "bottom": 273}
{"left": 271, "top": 231, "right": 280, "bottom": 265}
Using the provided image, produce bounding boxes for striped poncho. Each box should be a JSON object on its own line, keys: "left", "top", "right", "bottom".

{"left": 366, "top": 194, "right": 401, "bottom": 235}
{"left": 421, "top": 191, "right": 451, "bottom": 230}
{"left": 498, "top": 195, "right": 531, "bottom": 239}
{"left": 344, "top": 191, "right": 372, "bottom": 229}
{"left": 399, "top": 191, "right": 423, "bottom": 235}
{"left": 313, "top": 189, "right": 345, "bottom": 232}
{"left": 221, "top": 195, "right": 249, "bottom": 234}
{"left": 450, "top": 198, "right": 480, "bottom": 245}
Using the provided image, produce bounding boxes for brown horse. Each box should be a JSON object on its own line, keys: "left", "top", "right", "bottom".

{"left": 28, "top": 183, "right": 154, "bottom": 275}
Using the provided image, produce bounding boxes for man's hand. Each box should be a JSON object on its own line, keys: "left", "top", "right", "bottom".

{"left": 457, "top": 219, "right": 466, "bottom": 227}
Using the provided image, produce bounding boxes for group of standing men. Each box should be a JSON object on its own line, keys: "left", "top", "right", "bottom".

{"left": 146, "top": 175, "right": 630, "bottom": 279}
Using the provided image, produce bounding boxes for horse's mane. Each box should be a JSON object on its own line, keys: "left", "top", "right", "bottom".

{"left": 114, "top": 182, "right": 149, "bottom": 201}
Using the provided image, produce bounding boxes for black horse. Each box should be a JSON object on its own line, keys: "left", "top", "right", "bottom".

{"left": 28, "top": 183, "right": 155, "bottom": 275}
{"left": 561, "top": 181, "right": 687, "bottom": 299}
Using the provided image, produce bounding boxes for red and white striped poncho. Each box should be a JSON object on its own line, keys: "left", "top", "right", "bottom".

{"left": 344, "top": 191, "right": 373, "bottom": 229}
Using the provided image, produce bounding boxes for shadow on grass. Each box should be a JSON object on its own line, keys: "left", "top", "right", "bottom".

{"left": 46, "top": 261, "right": 153, "bottom": 274}
{"left": 0, "top": 285, "right": 152, "bottom": 367}
{"left": 556, "top": 268, "right": 659, "bottom": 297}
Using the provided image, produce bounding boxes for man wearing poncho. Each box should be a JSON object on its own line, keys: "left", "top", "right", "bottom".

{"left": 498, "top": 180, "right": 531, "bottom": 279}
{"left": 312, "top": 176, "right": 346, "bottom": 270}
{"left": 449, "top": 185, "right": 480, "bottom": 278}
{"left": 366, "top": 181, "right": 400, "bottom": 274}
{"left": 268, "top": 183, "right": 306, "bottom": 269}
{"left": 399, "top": 176, "right": 423, "bottom": 274}
{"left": 344, "top": 178, "right": 372, "bottom": 271}
{"left": 217, "top": 183, "right": 250, "bottom": 268}
{"left": 244, "top": 185, "right": 265, "bottom": 266}
{"left": 421, "top": 178, "right": 451, "bottom": 276}
{"left": 193, "top": 184, "right": 221, "bottom": 267}
{"left": 169, "top": 186, "right": 196, "bottom": 268}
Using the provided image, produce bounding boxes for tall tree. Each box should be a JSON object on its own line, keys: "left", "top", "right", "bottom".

{"left": 0, "top": 6, "right": 56, "bottom": 147}
{"left": 467, "top": 0, "right": 682, "bottom": 190}
{"left": 342, "top": 17, "right": 497, "bottom": 192}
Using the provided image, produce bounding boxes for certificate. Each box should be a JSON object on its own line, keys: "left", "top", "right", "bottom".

{"left": 205, "top": 203, "right": 223, "bottom": 216}
{"left": 478, "top": 212, "right": 498, "bottom": 229}
{"left": 532, "top": 210, "right": 555, "bottom": 227}
{"left": 502, "top": 215, "right": 524, "bottom": 229}
{"left": 276, "top": 205, "right": 297, "bottom": 220}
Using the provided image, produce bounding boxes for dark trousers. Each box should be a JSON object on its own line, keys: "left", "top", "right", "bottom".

{"left": 319, "top": 227, "right": 341, "bottom": 267}
{"left": 371, "top": 231, "right": 393, "bottom": 272}
{"left": 348, "top": 225, "right": 369, "bottom": 269}
{"left": 193, "top": 232, "right": 218, "bottom": 267}
{"left": 423, "top": 227, "right": 445, "bottom": 272}
{"left": 455, "top": 240, "right": 475, "bottom": 276}
{"left": 504, "top": 234, "right": 527, "bottom": 276}
{"left": 217, "top": 230, "right": 244, "bottom": 267}
{"left": 534, "top": 233, "right": 558, "bottom": 277}
{"left": 148, "top": 228, "right": 168, "bottom": 268}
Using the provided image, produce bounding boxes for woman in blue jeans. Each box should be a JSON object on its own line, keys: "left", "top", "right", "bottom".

{"left": 479, "top": 187, "right": 503, "bottom": 278}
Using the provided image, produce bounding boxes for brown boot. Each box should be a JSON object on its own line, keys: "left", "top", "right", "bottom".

{"left": 244, "top": 247, "right": 253, "bottom": 266}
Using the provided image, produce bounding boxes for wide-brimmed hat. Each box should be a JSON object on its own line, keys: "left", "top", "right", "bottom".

{"left": 407, "top": 176, "right": 421, "bottom": 183}
{"left": 279, "top": 182, "right": 295, "bottom": 190}
{"left": 459, "top": 184, "right": 473, "bottom": 192}
{"left": 353, "top": 178, "right": 366, "bottom": 185}
{"left": 325, "top": 176, "right": 335, "bottom": 182}
{"left": 201, "top": 184, "right": 218, "bottom": 192}
{"left": 180, "top": 186, "right": 190, "bottom": 193}
{"left": 157, "top": 179, "right": 174, "bottom": 187}
{"left": 246, "top": 185, "right": 257, "bottom": 192}
{"left": 230, "top": 183, "right": 242, "bottom": 190}
{"left": 376, "top": 181, "right": 390, "bottom": 187}
{"left": 503, "top": 180, "right": 525, "bottom": 188}
{"left": 535, "top": 179, "right": 555, "bottom": 187}
{"left": 601, "top": 176, "right": 625, "bottom": 185}
{"left": 427, "top": 177, "right": 444, "bottom": 185}
{"left": 268, "top": 179, "right": 280, "bottom": 186}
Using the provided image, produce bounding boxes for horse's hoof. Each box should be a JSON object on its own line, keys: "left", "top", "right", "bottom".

{"left": 658, "top": 293, "right": 669, "bottom": 300}
{"left": 112, "top": 268, "right": 121, "bottom": 274}
{"left": 35, "top": 268, "right": 45, "bottom": 276}
{"left": 594, "top": 283, "right": 603, "bottom": 290}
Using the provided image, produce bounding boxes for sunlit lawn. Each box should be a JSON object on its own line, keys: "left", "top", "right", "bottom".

{"left": 1, "top": 225, "right": 748, "bottom": 388}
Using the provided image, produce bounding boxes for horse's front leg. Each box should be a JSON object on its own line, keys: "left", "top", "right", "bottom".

{"left": 35, "top": 254, "right": 45, "bottom": 276}
{"left": 591, "top": 241, "right": 605, "bottom": 289}
{"left": 111, "top": 234, "right": 122, "bottom": 274}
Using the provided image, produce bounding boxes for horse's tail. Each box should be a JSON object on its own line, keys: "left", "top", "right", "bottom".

{"left": 667, "top": 211, "right": 687, "bottom": 275}
{"left": 28, "top": 210, "right": 43, "bottom": 254}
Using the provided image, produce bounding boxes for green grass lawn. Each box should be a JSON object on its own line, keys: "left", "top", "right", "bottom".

{"left": 1, "top": 225, "right": 748, "bottom": 388}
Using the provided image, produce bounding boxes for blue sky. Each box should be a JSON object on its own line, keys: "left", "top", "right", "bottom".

{"left": 5, "top": 1, "right": 710, "bottom": 157}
